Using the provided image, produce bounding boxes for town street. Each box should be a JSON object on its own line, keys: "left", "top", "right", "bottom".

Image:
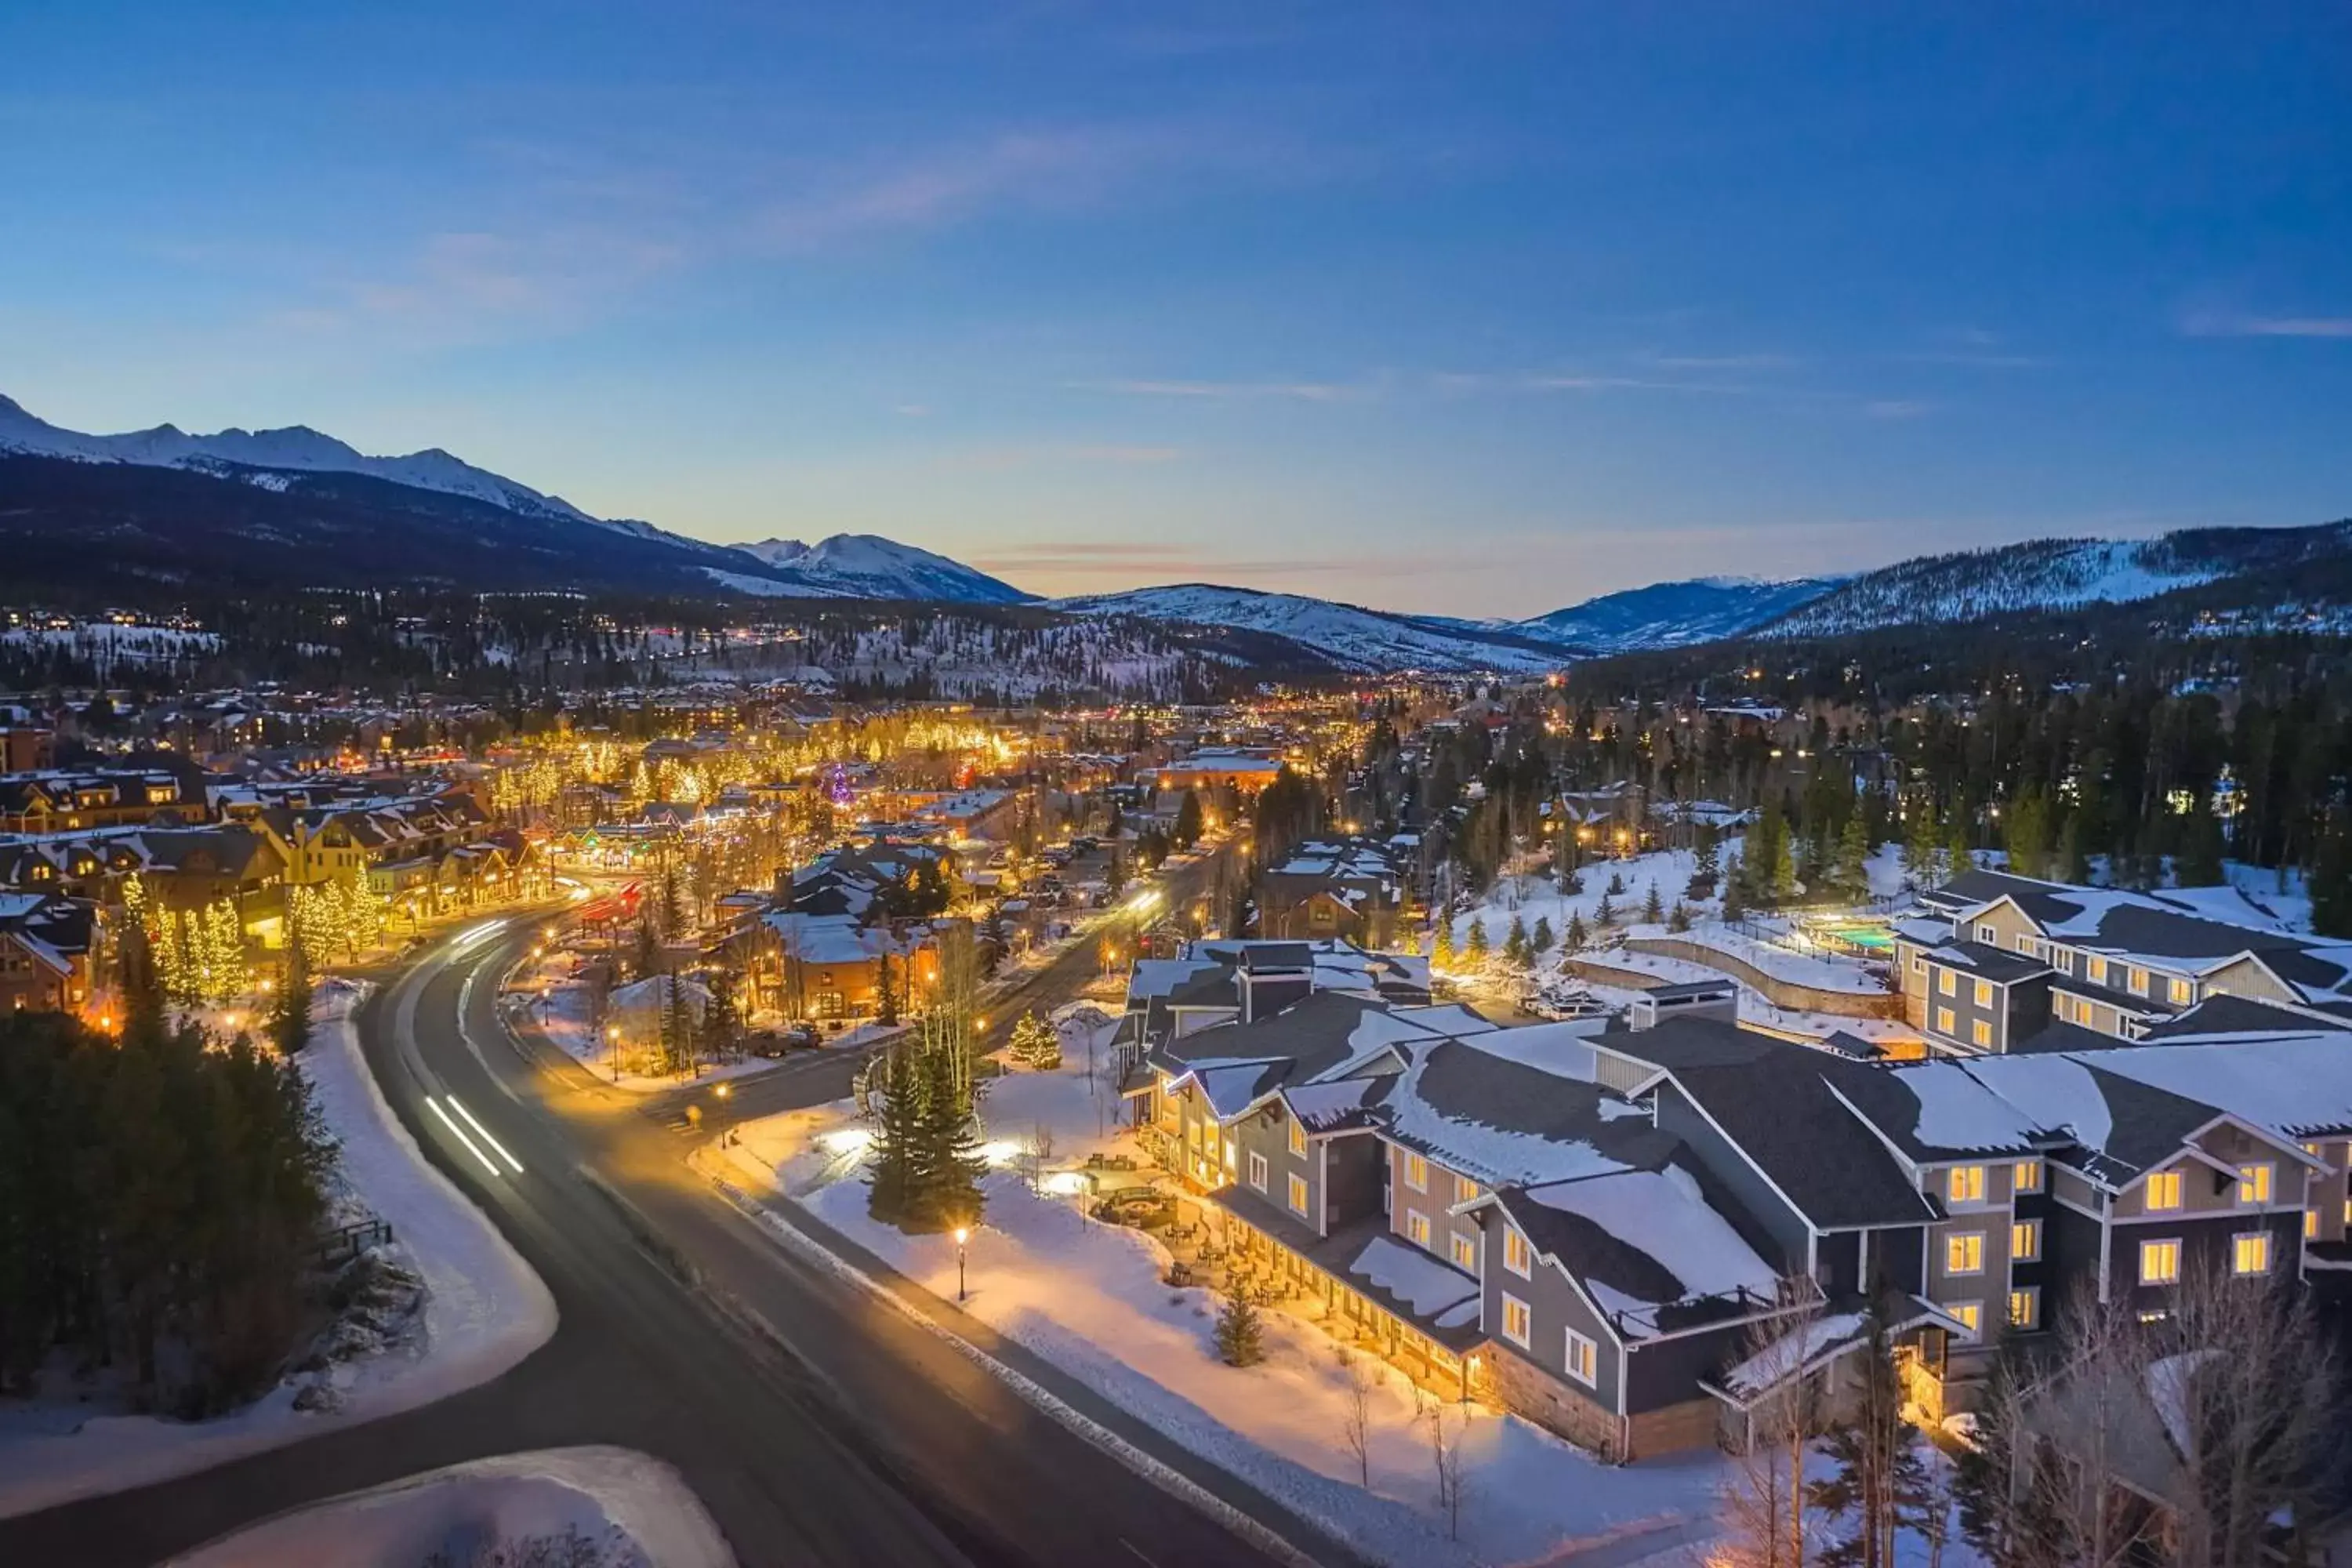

{"left": 0, "top": 866, "right": 1345, "bottom": 1568}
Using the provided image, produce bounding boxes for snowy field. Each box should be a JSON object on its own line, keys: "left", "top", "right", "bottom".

{"left": 168, "top": 1446, "right": 733, "bottom": 1568}
{"left": 0, "top": 982, "right": 555, "bottom": 1519}
{"left": 722, "top": 1021, "right": 1737, "bottom": 1568}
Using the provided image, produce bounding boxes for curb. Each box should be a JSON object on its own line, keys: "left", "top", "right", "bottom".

{"left": 699, "top": 1164, "right": 1326, "bottom": 1568}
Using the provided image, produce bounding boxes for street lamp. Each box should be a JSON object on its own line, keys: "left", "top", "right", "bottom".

{"left": 606, "top": 1022, "right": 622, "bottom": 1080}
{"left": 953, "top": 1226, "right": 970, "bottom": 1302}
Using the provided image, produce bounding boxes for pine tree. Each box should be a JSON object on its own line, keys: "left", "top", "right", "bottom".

{"left": 1008, "top": 1010, "right": 1061, "bottom": 1070}
{"left": 1174, "top": 789, "right": 1204, "bottom": 849}
{"left": 1835, "top": 814, "right": 1871, "bottom": 902}
{"left": 1944, "top": 813, "right": 1973, "bottom": 883}
{"left": 1693, "top": 826, "right": 1721, "bottom": 886}
{"left": 1214, "top": 1291, "right": 1266, "bottom": 1367}
{"left": 1770, "top": 829, "right": 1799, "bottom": 905}
{"left": 1465, "top": 917, "right": 1490, "bottom": 965}
{"left": 1564, "top": 909, "right": 1588, "bottom": 949}
{"left": 1593, "top": 892, "right": 1615, "bottom": 927}
{"left": 875, "top": 953, "right": 901, "bottom": 1026}
{"left": 1642, "top": 880, "right": 1664, "bottom": 924}
{"left": 1502, "top": 916, "right": 1528, "bottom": 970}
{"left": 1668, "top": 900, "right": 1693, "bottom": 933}
{"left": 1720, "top": 861, "right": 1747, "bottom": 922}
{"left": 270, "top": 931, "right": 314, "bottom": 1057}
{"left": 1432, "top": 921, "right": 1454, "bottom": 970}
{"left": 1531, "top": 916, "right": 1553, "bottom": 955}
{"left": 1606, "top": 869, "right": 1626, "bottom": 896}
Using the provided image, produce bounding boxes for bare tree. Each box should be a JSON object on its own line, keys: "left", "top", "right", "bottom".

{"left": 1715, "top": 1288, "right": 1825, "bottom": 1568}
{"left": 1339, "top": 1348, "right": 1376, "bottom": 1488}
{"left": 2159, "top": 1261, "right": 2336, "bottom": 1568}
{"left": 1428, "top": 1400, "right": 1467, "bottom": 1541}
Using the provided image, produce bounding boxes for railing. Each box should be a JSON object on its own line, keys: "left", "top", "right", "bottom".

{"left": 310, "top": 1218, "right": 394, "bottom": 1268}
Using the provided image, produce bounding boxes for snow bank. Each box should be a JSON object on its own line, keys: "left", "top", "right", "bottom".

{"left": 726, "top": 1051, "right": 1733, "bottom": 1568}
{"left": 166, "top": 1446, "right": 733, "bottom": 1568}
{"left": 0, "top": 981, "right": 557, "bottom": 1519}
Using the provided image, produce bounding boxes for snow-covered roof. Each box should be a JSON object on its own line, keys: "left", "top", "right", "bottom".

{"left": 1347, "top": 1235, "right": 1480, "bottom": 1324}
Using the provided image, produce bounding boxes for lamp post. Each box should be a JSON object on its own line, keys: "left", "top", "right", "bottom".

{"left": 606, "top": 1022, "right": 621, "bottom": 1081}
{"left": 954, "top": 1225, "right": 970, "bottom": 1302}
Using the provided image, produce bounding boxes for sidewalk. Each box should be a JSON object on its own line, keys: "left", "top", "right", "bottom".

{"left": 699, "top": 1039, "right": 1735, "bottom": 1568}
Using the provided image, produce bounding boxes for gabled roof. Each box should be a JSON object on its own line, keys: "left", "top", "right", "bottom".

{"left": 1609, "top": 1020, "right": 1941, "bottom": 1230}
{"left": 1487, "top": 1159, "right": 1786, "bottom": 1341}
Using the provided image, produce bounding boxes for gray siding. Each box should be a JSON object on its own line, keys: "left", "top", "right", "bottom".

{"left": 1482, "top": 1214, "right": 1623, "bottom": 1414}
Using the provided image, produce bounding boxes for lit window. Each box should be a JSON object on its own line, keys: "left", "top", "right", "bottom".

{"left": 2012, "top": 1219, "right": 2041, "bottom": 1261}
{"left": 1223, "top": 1138, "right": 1237, "bottom": 1174}
{"left": 1936, "top": 1006, "right": 1958, "bottom": 1035}
{"left": 2008, "top": 1289, "right": 2040, "bottom": 1330}
{"left": 1972, "top": 1019, "right": 1993, "bottom": 1048}
{"left": 1939, "top": 970, "right": 1958, "bottom": 996}
{"left": 1947, "top": 1166, "right": 1987, "bottom": 1205}
{"left": 2307, "top": 1208, "right": 2320, "bottom": 1240}
{"left": 2169, "top": 977, "right": 2194, "bottom": 1006}
{"left": 1973, "top": 978, "right": 1994, "bottom": 1008}
{"left": 1287, "top": 1174, "right": 1309, "bottom": 1217}
{"left": 1247, "top": 1152, "right": 1269, "bottom": 1192}
{"left": 1945, "top": 1232, "right": 1985, "bottom": 1275}
{"left": 1407, "top": 1212, "right": 1432, "bottom": 1247}
{"left": 1948, "top": 1301, "right": 1983, "bottom": 1338}
{"left": 1451, "top": 1232, "right": 1477, "bottom": 1272}
{"left": 2234, "top": 1232, "right": 2272, "bottom": 1276}
{"left": 1404, "top": 1153, "right": 1428, "bottom": 1192}
{"left": 2013, "top": 1159, "right": 2043, "bottom": 1194}
{"left": 2238, "top": 1163, "right": 2273, "bottom": 1206}
{"left": 2129, "top": 967, "right": 2151, "bottom": 996}
{"left": 1501, "top": 1294, "right": 1531, "bottom": 1348}
{"left": 1564, "top": 1328, "right": 1598, "bottom": 1385}
{"left": 1455, "top": 1174, "right": 1481, "bottom": 1205}
{"left": 1287, "top": 1117, "right": 1306, "bottom": 1156}
{"left": 2146, "top": 1171, "right": 2183, "bottom": 1211}
{"left": 2085, "top": 956, "right": 2108, "bottom": 985}
{"left": 1504, "top": 1228, "right": 1532, "bottom": 1278}
{"left": 2141, "top": 1239, "right": 2182, "bottom": 1285}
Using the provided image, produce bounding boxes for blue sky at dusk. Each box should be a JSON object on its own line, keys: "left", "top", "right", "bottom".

{"left": 3, "top": 2, "right": 2346, "bottom": 616}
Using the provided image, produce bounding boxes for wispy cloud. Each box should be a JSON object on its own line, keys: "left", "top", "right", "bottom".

{"left": 2183, "top": 310, "right": 2352, "bottom": 340}
{"left": 267, "top": 229, "right": 681, "bottom": 347}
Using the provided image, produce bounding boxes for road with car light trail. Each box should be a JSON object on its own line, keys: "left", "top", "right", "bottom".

{"left": 0, "top": 880, "right": 1353, "bottom": 1568}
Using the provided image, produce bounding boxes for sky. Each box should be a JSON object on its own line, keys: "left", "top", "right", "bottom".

{"left": 2, "top": 2, "right": 2347, "bottom": 618}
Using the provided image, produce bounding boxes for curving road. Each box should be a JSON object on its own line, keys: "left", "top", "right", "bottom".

{"left": 0, "top": 889, "right": 1350, "bottom": 1568}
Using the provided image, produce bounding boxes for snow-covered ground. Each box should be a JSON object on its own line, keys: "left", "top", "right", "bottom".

{"left": 510, "top": 959, "right": 785, "bottom": 1095}
{"left": 1656, "top": 925, "right": 1888, "bottom": 995}
{"left": 1441, "top": 848, "right": 1715, "bottom": 965}
{"left": 166, "top": 1446, "right": 733, "bottom": 1568}
{"left": 720, "top": 1022, "right": 1736, "bottom": 1568}
{"left": 0, "top": 981, "right": 556, "bottom": 1519}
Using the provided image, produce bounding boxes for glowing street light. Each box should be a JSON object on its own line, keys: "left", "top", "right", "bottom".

{"left": 954, "top": 1226, "right": 971, "bottom": 1302}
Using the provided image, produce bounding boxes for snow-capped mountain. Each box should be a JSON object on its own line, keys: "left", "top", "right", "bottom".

{"left": 0, "top": 393, "right": 1029, "bottom": 604}
{"left": 0, "top": 392, "right": 612, "bottom": 529}
{"left": 1053, "top": 584, "right": 1574, "bottom": 675}
{"left": 1758, "top": 524, "right": 2352, "bottom": 639}
{"left": 1518, "top": 576, "right": 1842, "bottom": 653}
{"left": 720, "top": 535, "right": 1031, "bottom": 604}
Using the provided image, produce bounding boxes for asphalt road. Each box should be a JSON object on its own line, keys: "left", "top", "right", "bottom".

{"left": 0, "top": 864, "right": 1345, "bottom": 1568}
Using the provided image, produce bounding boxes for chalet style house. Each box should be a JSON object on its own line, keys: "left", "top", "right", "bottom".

{"left": 0, "top": 893, "right": 99, "bottom": 1015}
{"left": 1893, "top": 868, "right": 2352, "bottom": 1054}
{"left": 1254, "top": 836, "right": 1417, "bottom": 949}
{"left": 1124, "top": 918, "right": 2352, "bottom": 1461}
